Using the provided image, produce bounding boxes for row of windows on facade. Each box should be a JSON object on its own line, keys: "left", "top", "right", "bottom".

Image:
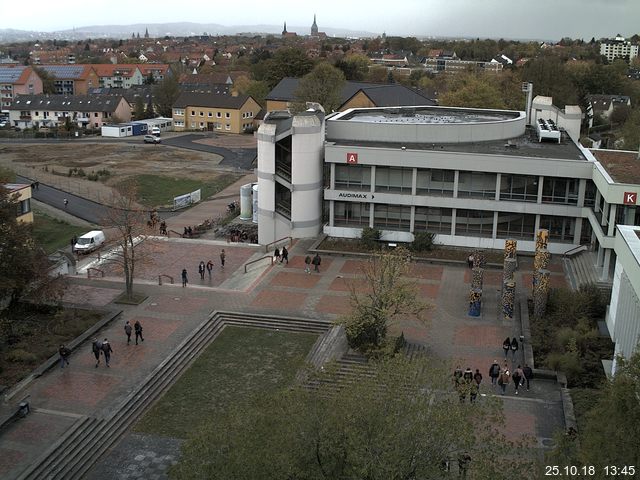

{"left": 21, "top": 111, "right": 107, "bottom": 118}
{"left": 332, "top": 202, "right": 586, "bottom": 243}
{"left": 173, "top": 109, "right": 254, "bottom": 119}
{"left": 332, "top": 165, "right": 592, "bottom": 206}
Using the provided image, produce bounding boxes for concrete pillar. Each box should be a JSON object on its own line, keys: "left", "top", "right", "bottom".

{"left": 450, "top": 209, "right": 457, "bottom": 236}
{"left": 596, "top": 244, "right": 604, "bottom": 267}
{"left": 573, "top": 217, "right": 583, "bottom": 245}
{"left": 370, "top": 165, "right": 376, "bottom": 193}
{"left": 369, "top": 202, "right": 374, "bottom": 228}
{"left": 329, "top": 200, "right": 334, "bottom": 227}
{"left": 453, "top": 170, "right": 460, "bottom": 198}
{"left": 330, "top": 163, "right": 335, "bottom": 189}
{"left": 492, "top": 211, "right": 498, "bottom": 239}
{"left": 411, "top": 167, "right": 417, "bottom": 196}
{"left": 537, "top": 175, "right": 544, "bottom": 204}
{"left": 602, "top": 249, "right": 612, "bottom": 282}
{"left": 495, "top": 173, "right": 502, "bottom": 201}
{"left": 534, "top": 214, "right": 541, "bottom": 234}
{"left": 577, "top": 179, "right": 586, "bottom": 208}
{"left": 410, "top": 205, "right": 415, "bottom": 233}
{"left": 608, "top": 204, "right": 617, "bottom": 237}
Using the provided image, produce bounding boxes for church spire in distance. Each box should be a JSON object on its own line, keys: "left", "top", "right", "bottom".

{"left": 311, "top": 14, "right": 318, "bottom": 36}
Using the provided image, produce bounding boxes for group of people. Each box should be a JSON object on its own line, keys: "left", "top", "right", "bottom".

{"left": 274, "top": 246, "right": 289, "bottom": 264}
{"left": 453, "top": 366, "right": 484, "bottom": 403}
{"left": 304, "top": 253, "right": 322, "bottom": 273}
{"left": 182, "top": 250, "right": 226, "bottom": 287}
{"left": 502, "top": 336, "right": 520, "bottom": 359}
{"left": 488, "top": 360, "right": 533, "bottom": 395}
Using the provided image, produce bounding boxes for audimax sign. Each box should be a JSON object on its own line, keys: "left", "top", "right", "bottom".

{"left": 337, "top": 192, "right": 371, "bottom": 199}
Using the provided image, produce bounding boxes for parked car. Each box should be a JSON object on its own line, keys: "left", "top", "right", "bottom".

{"left": 144, "top": 135, "right": 161, "bottom": 144}
{"left": 151, "top": 127, "right": 161, "bottom": 137}
{"left": 74, "top": 230, "right": 106, "bottom": 254}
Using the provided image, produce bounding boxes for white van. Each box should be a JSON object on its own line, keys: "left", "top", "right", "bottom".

{"left": 151, "top": 127, "right": 161, "bottom": 137}
{"left": 74, "top": 230, "right": 106, "bottom": 254}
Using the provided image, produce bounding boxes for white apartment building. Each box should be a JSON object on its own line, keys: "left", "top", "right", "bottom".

{"left": 600, "top": 35, "right": 639, "bottom": 62}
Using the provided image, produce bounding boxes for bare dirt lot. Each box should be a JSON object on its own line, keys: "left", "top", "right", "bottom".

{"left": 0, "top": 142, "right": 225, "bottom": 203}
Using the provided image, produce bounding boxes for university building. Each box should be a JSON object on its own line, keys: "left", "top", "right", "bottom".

{"left": 257, "top": 102, "right": 640, "bottom": 288}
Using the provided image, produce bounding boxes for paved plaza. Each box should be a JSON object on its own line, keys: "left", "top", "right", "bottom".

{"left": 0, "top": 231, "right": 570, "bottom": 478}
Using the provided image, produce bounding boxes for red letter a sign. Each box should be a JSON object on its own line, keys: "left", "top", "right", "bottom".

{"left": 346, "top": 152, "right": 358, "bottom": 164}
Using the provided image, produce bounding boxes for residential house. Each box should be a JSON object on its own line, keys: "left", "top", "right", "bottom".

{"left": 94, "top": 64, "right": 144, "bottom": 88}
{"left": 0, "top": 66, "right": 43, "bottom": 111}
{"left": 138, "top": 64, "right": 170, "bottom": 82}
{"left": 9, "top": 94, "right": 131, "bottom": 130}
{"left": 587, "top": 94, "right": 632, "bottom": 126}
{"left": 421, "top": 52, "right": 503, "bottom": 74}
{"left": 36, "top": 65, "right": 99, "bottom": 95}
{"left": 265, "top": 77, "right": 436, "bottom": 113}
{"left": 172, "top": 91, "right": 260, "bottom": 133}
{"left": 4, "top": 184, "right": 33, "bottom": 224}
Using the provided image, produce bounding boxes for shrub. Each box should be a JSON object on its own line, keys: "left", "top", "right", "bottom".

{"left": 360, "top": 227, "right": 381, "bottom": 250}
{"left": 546, "top": 350, "right": 583, "bottom": 380}
{"left": 6, "top": 348, "right": 38, "bottom": 364}
{"left": 87, "top": 173, "right": 99, "bottom": 181}
{"left": 411, "top": 231, "right": 435, "bottom": 252}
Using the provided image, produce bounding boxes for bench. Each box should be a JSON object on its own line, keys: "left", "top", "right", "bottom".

{"left": 0, "top": 394, "right": 31, "bottom": 432}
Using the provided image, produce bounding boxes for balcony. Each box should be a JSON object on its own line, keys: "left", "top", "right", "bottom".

{"left": 19, "top": 115, "right": 31, "bottom": 120}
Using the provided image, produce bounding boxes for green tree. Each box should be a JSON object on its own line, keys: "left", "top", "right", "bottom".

{"left": 0, "top": 177, "right": 64, "bottom": 313}
{"left": 293, "top": 62, "right": 345, "bottom": 112}
{"left": 621, "top": 108, "right": 640, "bottom": 151}
{"left": 33, "top": 67, "right": 56, "bottom": 94}
{"left": 133, "top": 96, "right": 145, "bottom": 120}
{"left": 335, "top": 54, "right": 370, "bottom": 81}
{"left": 251, "top": 47, "right": 314, "bottom": 89}
{"left": 152, "top": 75, "right": 180, "bottom": 117}
{"left": 439, "top": 73, "right": 507, "bottom": 109}
{"left": 144, "top": 98, "right": 155, "bottom": 119}
{"left": 576, "top": 348, "right": 640, "bottom": 468}
{"left": 143, "top": 72, "right": 156, "bottom": 85}
{"left": 170, "top": 356, "right": 528, "bottom": 480}
{"left": 339, "top": 247, "right": 426, "bottom": 355}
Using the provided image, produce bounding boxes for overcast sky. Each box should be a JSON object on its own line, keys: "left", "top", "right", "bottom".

{"left": 10, "top": 0, "right": 640, "bottom": 40}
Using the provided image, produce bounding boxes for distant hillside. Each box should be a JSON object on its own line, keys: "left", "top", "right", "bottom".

{"left": 0, "top": 22, "right": 378, "bottom": 43}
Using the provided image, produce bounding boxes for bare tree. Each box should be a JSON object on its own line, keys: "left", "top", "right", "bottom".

{"left": 102, "top": 181, "right": 156, "bottom": 300}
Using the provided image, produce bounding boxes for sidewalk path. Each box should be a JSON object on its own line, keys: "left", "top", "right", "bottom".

{"left": 0, "top": 241, "right": 567, "bottom": 478}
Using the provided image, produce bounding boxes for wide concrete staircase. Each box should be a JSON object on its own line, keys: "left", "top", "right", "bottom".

{"left": 563, "top": 251, "right": 612, "bottom": 295}
{"left": 17, "top": 312, "right": 330, "bottom": 480}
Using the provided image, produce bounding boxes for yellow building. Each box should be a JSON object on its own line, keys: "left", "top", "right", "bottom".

{"left": 5, "top": 183, "right": 33, "bottom": 224}
{"left": 172, "top": 92, "right": 261, "bottom": 134}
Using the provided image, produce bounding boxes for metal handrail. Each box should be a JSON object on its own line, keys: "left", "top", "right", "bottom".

{"left": 563, "top": 244, "right": 589, "bottom": 258}
{"left": 87, "top": 268, "right": 104, "bottom": 279}
{"left": 264, "top": 236, "right": 292, "bottom": 253}
{"left": 158, "top": 274, "right": 174, "bottom": 285}
{"left": 167, "top": 229, "right": 182, "bottom": 238}
{"left": 244, "top": 255, "right": 274, "bottom": 273}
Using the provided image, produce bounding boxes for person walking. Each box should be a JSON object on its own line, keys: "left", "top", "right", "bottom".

{"left": 510, "top": 337, "right": 519, "bottom": 360}
{"left": 489, "top": 360, "right": 500, "bottom": 386}
{"left": 502, "top": 337, "right": 511, "bottom": 359}
{"left": 58, "top": 344, "right": 71, "bottom": 369}
{"left": 274, "top": 247, "right": 280, "bottom": 262}
{"left": 181, "top": 268, "right": 188, "bottom": 287}
{"left": 512, "top": 366, "right": 523, "bottom": 395}
{"left": 469, "top": 381, "right": 479, "bottom": 403}
{"left": 312, "top": 253, "right": 321, "bottom": 273}
{"left": 198, "top": 261, "right": 205, "bottom": 280}
{"left": 124, "top": 321, "right": 132, "bottom": 345}
{"left": 467, "top": 253, "right": 474, "bottom": 269}
{"left": 206, "top": 260, "right": 214, "bottom": 279}
{"left": 101, "top": 338, "right": 113, "bottom": 367}
{"left": 134, "top": 320, "right": 144, "bottom": 345}
{"left": 281, "top": 246, "right": 289, "bottom": 264}
{"left": 70, "top": 236, "right": 77, "bottom": 253}
{"left": 304, "top": 255, "right": 312, "bottom": 274}
{"left": 498, "top": 368, "right": 510, "bottom": 395}
{"left": 463, "top": 367, "right": 473, "bottom": 383}
{"left": 522, "top": 364, "right": 533, "bottom": 391}
{"left": 92, "top": 338, "right": 102, "bottom": 368}
{"left": 219, "top": 249, "right": 225, "bottom": 268}
{"left": 63, "top": 198, "right": 68, "bottom": 209}
{"left": 473, "top": 368, "right": 483, "bottom": 387}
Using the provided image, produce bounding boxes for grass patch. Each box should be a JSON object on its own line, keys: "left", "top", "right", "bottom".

{"left": 126, "top": 173, "right": 240, "bottom": 208}
{"left": 134, "top": 326, "right": 318, "bottom": 439}
{"left": 31, "top": 209, "right": 87, "bottom": 254}
{"left": 0, "top": 305, "right": 103, "bottom": 387}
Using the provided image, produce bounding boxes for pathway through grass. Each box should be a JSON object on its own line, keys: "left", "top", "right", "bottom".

{"left": 134, "top": 326, "right": 317, "bottom": 439}
{"left": 31, "top": 208, "right": 87, "bottom": 253}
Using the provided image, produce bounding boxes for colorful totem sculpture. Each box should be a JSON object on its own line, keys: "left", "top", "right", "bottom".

{"left": 502, "top": 280, "right": 516, "bottom": 320}
{"left": 471, "top": 267, "right": 484, "bottom": 290}
{"left": 501, "top": 239, "right": 517, "bottom": 320}
{"left": 533, "top": 269, "right": 551, "bottom": 318}
{"left": 468, "top": 288, "right": 482, "bottom": 317}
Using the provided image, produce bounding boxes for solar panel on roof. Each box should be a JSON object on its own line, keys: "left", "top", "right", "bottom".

{"left": 0, "top": 66, "right": 26, "bottom": 83}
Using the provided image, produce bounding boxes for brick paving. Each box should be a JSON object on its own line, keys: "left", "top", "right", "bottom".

{"left": 0, "top": 241, "right": 569, "bottom": 478}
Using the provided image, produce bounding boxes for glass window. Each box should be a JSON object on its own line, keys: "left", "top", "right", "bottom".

{"left": 416, "top": 168, "right": 454, "bottom": 196}
{"left": 334, "top": 201, "right": 370, "bottom": 227}
{"left": 225, "top": 112, "right": 230, "bottom": 118}
{"left": 496, "top": 213, "right": 536, "bottom": 240}
{"left": 373, "top": 204, "right": 411, "bottom": 231}
{"left": 455, "top": 209, "right": 494, "bottom": 237}
{"left": 500, "top": 174, "right": 538, "bottom": 202}
{"left": 584, "top": 180, "right": 597, "bottom": 207}
{"left": 541, "top": 177, "right": 578, "bottom": 205}
{"left": 414, "top": 207, "right": 452, "bottom": 234}
{"left": 539, "top": 215, "right": 575, "bottom": 243}
{"left": 335, "top": 165, "right": 371, "bottom": 191}
{"left": 216, "top": 112, "right": 221, "bottom": 118}
{"left": 375, "top": 167, "right": 413, "bottom": 194}
{"left": 457, "top": 171, "right": 497, "bottom": 199}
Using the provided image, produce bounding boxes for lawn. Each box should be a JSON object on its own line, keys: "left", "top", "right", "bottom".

{"left": 0, "top": 305, "right": 103, "bottom": 387}
{"left": 128, "top": 173, "right": 240, "bottom": 208}
{"left": 31, "top": 208, "right": 87, "bottom": 253}
{"left": 134, "top": 326, "right": 318, "bottom": 439}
